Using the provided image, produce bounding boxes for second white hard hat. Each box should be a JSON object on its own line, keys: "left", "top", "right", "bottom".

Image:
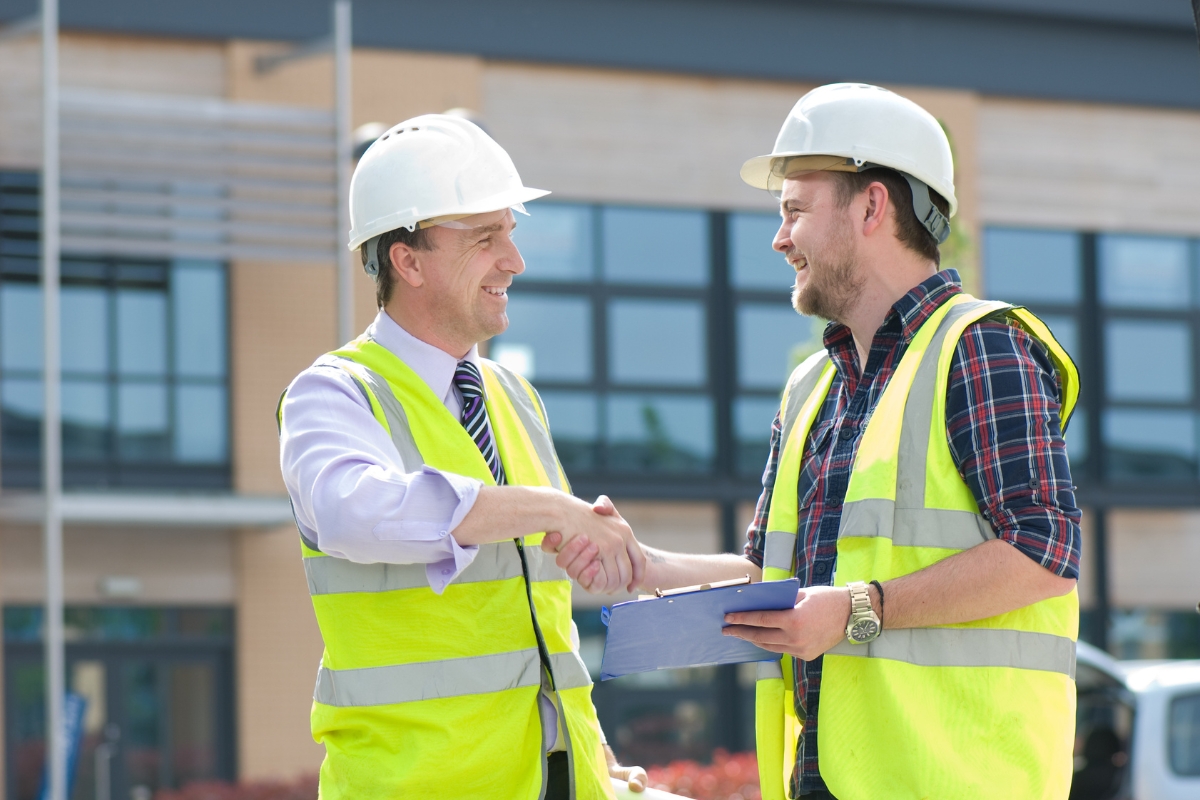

{"left": 347, "top": 114, "right": 549, "bottom": 252}
{"left": 740, "top": 83, "right": 956, "bottom": 243}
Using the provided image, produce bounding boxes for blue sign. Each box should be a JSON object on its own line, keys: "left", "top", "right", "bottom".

{"left": 38, "top": 692, "right": 88, "bottom": 800}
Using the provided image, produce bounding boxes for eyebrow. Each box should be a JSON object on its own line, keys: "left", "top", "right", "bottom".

{"left": 472, "top": 221, "right": 507, "bottom": 236}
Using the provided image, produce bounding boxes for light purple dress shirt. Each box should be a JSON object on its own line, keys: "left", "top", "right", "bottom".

{"left": 279, "top": 310, "right": 484, "bottom": 593}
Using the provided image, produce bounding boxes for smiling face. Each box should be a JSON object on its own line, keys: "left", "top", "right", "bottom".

{"left": 397, "top": 208, "right": 525, "bottom": 354}
{"left": 773, "top": 172, "right": 864, "bottom": 323}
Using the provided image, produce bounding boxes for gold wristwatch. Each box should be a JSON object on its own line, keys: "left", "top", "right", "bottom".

{"left": 845, "top": 581, "right": 881, "bottom": 644}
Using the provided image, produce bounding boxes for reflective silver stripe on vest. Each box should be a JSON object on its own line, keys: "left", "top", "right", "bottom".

{"left": 780, "top": 351, "right": 832, "bottom": 448}
{"left": 756, "top": 660, "right": 783, "bottom": 681}
{"left": 835, "top": 300, "right": 1009, "bottom": 549}
{"left": 827, "top": 627, "right": 1076, "bottom": 678}
{"left": 837, "top": 500, "right": 994, "bottom": 549}
{"left": 763, "top": 531, "right": 798, "bottom": 572}
{"left": 326, "top": 355, "right": 425, "bottom": 472}
{"left": 305, "top": 541, "right": 569, "bottom": 596}
{"left": 314, "top": 648, "right": 543, "bottom": 706}
{"left": 548, "top": 650, "right": 593, "bottom": 690}
{"left": 483, "top": 360, "right": 566, "bottom": 493}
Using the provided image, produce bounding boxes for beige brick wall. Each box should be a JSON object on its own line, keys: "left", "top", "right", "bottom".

{"left": 234, "top": 526, "right": 325, "bottom": 780}
{"left": 979, "top": 97, "right": 1200, "bottom": 237}
{"left": 1107, "top": 509, "right": 1200, "bottom": 609}
{"left": 0, "top": 525, "right": 234, "bottom": 604}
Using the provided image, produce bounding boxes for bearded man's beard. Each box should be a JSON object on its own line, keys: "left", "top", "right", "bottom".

{"left": 791, "top": 213, "right": 863, "bottom": 322}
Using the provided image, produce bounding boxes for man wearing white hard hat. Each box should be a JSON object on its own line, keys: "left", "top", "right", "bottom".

{"left": 278, "top": 114, "right": 647, "bottom": 799}
{"left": 554, "top": 84, "right": 1082, "bottom": 799}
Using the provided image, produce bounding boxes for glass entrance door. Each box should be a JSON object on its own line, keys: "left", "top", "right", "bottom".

{"left": 4, "top": 608, "right": 234, "bottom": 800}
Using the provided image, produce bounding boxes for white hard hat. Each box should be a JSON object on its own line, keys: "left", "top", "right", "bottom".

{"left": 740, "top": 83, "right": 956, "bottom": 243}
{"left": 347, "top": 114, "right": 549, "bottom": 253}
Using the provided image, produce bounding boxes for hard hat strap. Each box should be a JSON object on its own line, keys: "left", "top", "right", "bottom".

{"left": 898, "top": 172, "right": 951, "bottom": 245}
{"left": 363, "top": 235, "right": 382, "bottom": 280}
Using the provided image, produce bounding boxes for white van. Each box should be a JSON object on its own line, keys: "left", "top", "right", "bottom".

{"left": 1073, "top": 641, "right": 1200, "bottom": 799}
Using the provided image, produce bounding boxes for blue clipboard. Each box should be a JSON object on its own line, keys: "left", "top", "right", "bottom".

{"left": 598, "top": 578, "right": 800, "bottom": 680}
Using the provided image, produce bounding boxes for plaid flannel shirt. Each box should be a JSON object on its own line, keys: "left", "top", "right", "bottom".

{"left": 744, "top": 269, "right": 1081, "bottom": 796}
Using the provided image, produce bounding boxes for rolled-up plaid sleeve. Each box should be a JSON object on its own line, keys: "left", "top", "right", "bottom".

{"left": 945, "top": 319, "right": 1082, "bottom": 580}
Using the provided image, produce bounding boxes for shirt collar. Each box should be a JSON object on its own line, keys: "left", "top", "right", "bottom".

{"left": 367, "top": 310, "right": 480, "bottom": 401}
{"left": 821, "top": 268, "right": 963, "bottom": 351}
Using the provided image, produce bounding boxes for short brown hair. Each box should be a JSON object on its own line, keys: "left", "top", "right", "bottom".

{"left": 829, "top": 168, "right": 949, "bottom": 266}
{"left": 364, "top": 225, "right": 432, "bottom": 307}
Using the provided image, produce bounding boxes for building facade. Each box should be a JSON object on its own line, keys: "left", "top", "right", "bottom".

{"left": 0, "top": 1, "right": 1198, "bottom": 796}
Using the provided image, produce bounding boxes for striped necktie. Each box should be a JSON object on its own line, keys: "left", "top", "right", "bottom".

{"left": 453, "top": 360, "right": 506, "bottom": 485}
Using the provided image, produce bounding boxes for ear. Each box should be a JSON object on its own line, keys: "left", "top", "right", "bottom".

{"left": 389, "top": 241, "right": 425, "bottom": 289}
{"left": 861, "top": 181, "right": 890, "bottom": 237}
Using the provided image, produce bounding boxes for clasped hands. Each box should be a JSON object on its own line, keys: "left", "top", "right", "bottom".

{"left": 539, "top": 495, "right": 644, "bottom": 594}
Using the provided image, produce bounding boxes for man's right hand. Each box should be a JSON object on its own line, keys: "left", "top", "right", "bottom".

{"left": 542, "top": 495, "right": 644, "bottom": 594}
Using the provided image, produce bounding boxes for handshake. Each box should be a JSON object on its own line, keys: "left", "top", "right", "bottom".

{"left": 540, "top": 495, "right": 644, "bottom": 595}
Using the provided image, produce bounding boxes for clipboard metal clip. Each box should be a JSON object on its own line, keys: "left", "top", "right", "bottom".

{"left": 654, "top": 574, "right": 751, "bottom": 598}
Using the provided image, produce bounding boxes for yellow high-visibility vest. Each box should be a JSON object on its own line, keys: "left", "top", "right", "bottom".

{"left": 279, "top": 335, "right": 614, "bottom": 800}
{"left": 755, "top": 295, "right": 1080, "bottom": 800}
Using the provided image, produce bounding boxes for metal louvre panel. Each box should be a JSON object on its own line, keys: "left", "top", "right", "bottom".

{"left": 547, "top": 650, "right": 593, "bottom": 690}
{"left": 827, "top": 627, "right": 1076, "bottom": 678}
{"left": 314, "top": 648, "right": 543, "bottom": 707}
{"left": 57, "top": 86, "right": 336, "bottom": 264}
{"left": 762, "top": 530, "right": 798, "bottom": 572}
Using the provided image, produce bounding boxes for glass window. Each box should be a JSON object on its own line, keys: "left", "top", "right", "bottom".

{"left": 173, "top": 260, "right": 226, "bottom": 379}
{"left": 61, "top": 287, "right": 108, "bottom": 375}
{"left": 1, "top": 283, "right": 42, "bottom": 370}
{"left": 737, "top": 305, "right": 819, "bottom": 390}
{"left": 606, "top": 393, "right": 713, "bottom": 473}
{"left": 491, "top": 295, "right": 592, "bottom": 382}
{"left": 730, "top": 212, "right": 788, "bottom": 290}
{"left": 63, "top": 379, "right": 109, "bottom": 460}
{"left": 602, "top": 207, "right": 708, "bottom": 286}
{"left": 118, "top": 383, "right": 169, "bottom": 461}
{"left": 1169, "top": 692, "right": 1200, "bottom": 776}
{"left": 1, "top": 378, "right": 41, "bottom": 457}
{"left": 984, "top": 228, "right": 1080, "bottom": 304}
{"left": 174, "top": 384, "right": 227, "bottom": 464}
{"left": 1105, "top": 320, "right": 1191, "bottom": 402}
{"left": 117, "top": 290, "right": 167, "bottom": 377}
{"left": 512, "top": 203, "right": 594, "bottom": 282}
{"left": 609, "top": 299, "right": 706, "bottom": 387}
{"left": 735, "top": 396, "right": 780, "bottom": 476}
{"left": 1103, "top": 409, "right": 1196, "bottom": 481}
{"left": 539, "top": 390, "right": 598, "bottom": 472}
{"left": 1100, "top": 235, "right": 1191, "bottom": 309}
{"left": 1064, "top": 408, "right": 1087, "bottom": 473}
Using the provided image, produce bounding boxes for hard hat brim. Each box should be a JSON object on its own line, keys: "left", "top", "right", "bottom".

{"left": 347, "top": 185, "right": 550, "bottom": 251}
{"left": 739, "top": 152, "right": 958, "bottom": 218}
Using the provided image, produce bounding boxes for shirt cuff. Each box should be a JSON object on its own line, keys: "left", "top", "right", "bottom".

{"left": 425, "top": 467, "right": 484, "bottom": 594}
{"left": 370, "top": 466, "right": 484, "bottom": 594}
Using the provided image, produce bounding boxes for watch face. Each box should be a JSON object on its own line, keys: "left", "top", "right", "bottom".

{"left": 849, "top": 618, "right": 880, "bottom": 643}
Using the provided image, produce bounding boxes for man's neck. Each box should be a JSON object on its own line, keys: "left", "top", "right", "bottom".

{"left": 383, "top": 306, "right": 472, "bottom": 360}
{"left": 842, "top": 259, "right": 939, "bottom": 368}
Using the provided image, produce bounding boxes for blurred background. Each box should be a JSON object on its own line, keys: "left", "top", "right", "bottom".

{"left": 0, "top": 1, "right": 1198, "bottom": 798}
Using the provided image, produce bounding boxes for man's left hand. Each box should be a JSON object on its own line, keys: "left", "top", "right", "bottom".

{"left": 723, "top": 585, "right": 851, "bottom": 661}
